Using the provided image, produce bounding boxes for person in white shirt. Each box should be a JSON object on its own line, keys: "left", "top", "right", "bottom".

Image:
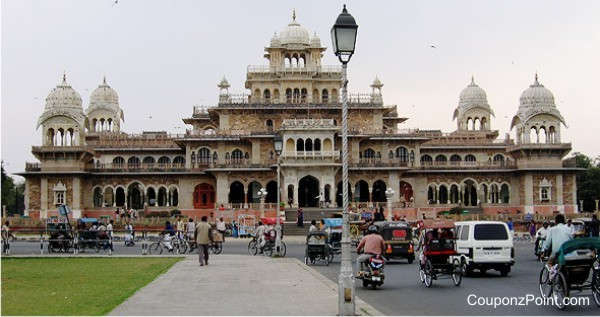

{"left": 255, "top": 221, "right": 267, "bottom": 252}
{"left": 216, "top": 217, "right": 227, "bottom": 242}
{"left": 308, "top": 220, "right": 318, "bottom": 233}
{"left": 186, "top": 218, "right": 196, "bottom": 241}
{"left": 107, "top": 220, "right": 114, "bottom": 251}
{"left": 535, "top": 222, "right": 549, "bottom": 254}
{"left": 176, "top": 217, "right": 185, "bottom": 240}
{"left": 543, "top": 214, "right": 573, "bottom": 266}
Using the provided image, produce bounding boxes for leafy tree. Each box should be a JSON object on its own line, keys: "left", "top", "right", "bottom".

{"left": 572, "top": 153, "right": 600, "bottom": 211}
{"left": 1, "top": 161, "right": 24, "bottom": 215}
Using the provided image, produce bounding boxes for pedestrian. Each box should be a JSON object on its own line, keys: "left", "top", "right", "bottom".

{"left": 297, "top": 208, "right": 304, "bottom": 227}
{"left": 529, "top": 220, "right": 537, "bottom": 241}
{"left": 590, "top": 214, "right": 600, "bottom": 237}
{"left": 186, "top": 218, "right": 196, "bottom": 242}
{"left": 216, "top": 217, "right": 227, "bottom": 242}
{"left": 507, "top": 217, "right": 514, "bottom": 235}
{"left": 195, "top": 216, "right": 212, "bottom": 266}
{"left": 115, "top": 208, "right": 120, "bottom": 222}
{"left": 176, "top": 216, "right": 185, "bottom": 240}
{"left": 107, "top": 219, "right": 114, "bottom": 251}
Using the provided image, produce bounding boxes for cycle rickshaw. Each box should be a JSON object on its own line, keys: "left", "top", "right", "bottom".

{"left": 538, "top": 237, "right": 600, "bottom": 309}
{"left": 304, "top": 231, "right": 332, "bottom": 265}
{"left": 417, "top": 219, "right": 463, "bottom": 287}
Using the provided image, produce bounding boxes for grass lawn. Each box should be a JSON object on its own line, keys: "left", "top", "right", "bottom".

{"left": 1, "top": 257, "right": 182, "bottom": 316}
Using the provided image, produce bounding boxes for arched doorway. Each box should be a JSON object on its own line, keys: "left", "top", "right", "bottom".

{"left": 127, "top": 182, "right": 144, "bottom": 209}
{"left": 247, "top": 181, "right": 262, "bottom": 204}
{"left": 399, "top": 181, "right": 413, "bottom": 203}
{"left": 336, "top": 181, "right": 353, "bottom": 207}
{"left": 355, "top": 180, "right": 369, "bottom": 203}
{"left": 463, "top": 180, "right": 478, "bottom": 206}
{"left": 324, "top": 184, "right": 331, "bottom": 204}
{"left": 266, "top": 181, "right": 277, "bottom": 203}
{"left": 193, "top": 183, "right": 215, "bottom": 209}
{"left": 115, "top": 187, "right": 125, "bottom": 207}
{"left": 146, "top": 187, "right": 156, "bottom": 206}
{"left": 228, "top": 182, "right": 244, "bottom": 204}
{"left": 372, "top": 180, "right": 387, "bottom": 202}
{"left": 298, "top": 175, "right": 319, "bottom": 207}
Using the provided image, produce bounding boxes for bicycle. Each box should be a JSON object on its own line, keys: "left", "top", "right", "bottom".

{"left": 148, "top": 235, "right": 179, "bottom": 255}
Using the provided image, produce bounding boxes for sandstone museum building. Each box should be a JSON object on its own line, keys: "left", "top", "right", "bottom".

{"left": 19, "top": 15, "right": 579, "bottom": 219}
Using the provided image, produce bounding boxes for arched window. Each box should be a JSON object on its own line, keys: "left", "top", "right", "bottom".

{"left": 305, "top": 138, "right": 313, "bottom": 151}
{"left": 173, "top": 156, "right": 185, "bottom": 167}
{"left": 548, "top": 126, "right": 557, "bottom": 143}
{"left": 421, "top": 155, "right": 433, "bottom": 166}
{"left": 285, "top": 88, "right": 292, "bottom": 103}
{"left": 158, "top": 156, "right": 170, "bottom": 167}
{"left": 500, "top": 184, "right": 510, "bottom": 204}
{"left": 465, "top": 154, "right": 476, "bottom": 163}
{"left": 127, "top": 156, "right": 140, "bottom": 168}
{"left": 143, "top": 156, "right": 155, "bottom": 167}
{"left": 322, "top": 89, "right": 329, "bottom": 103}
{"left": 263, "top": 89, "right": 271, "bottom": 103}
{"left": 300, "top": 88, "right": 307, "bottom": 103}
{"left": 435, "top": 155, "right": 447, "bottom": 165}
{"left": 231, "top": 149, "right": 244, "bottom": 163}
{"left": 450, "top": 184, "right": 459, "bottom": 203}
{"left": 490, "top": 184, "right": 500, "bottom": 203}
{"left": 198, "top": 148, "right": 211, "bottom": 165}
{"left": 474, "top": 118, "right": 481, "bottom": 130}
{"left": 396, "top": 147, "right": 409, "bottom": 163}
{"left": 169, "top": 187, "right": 179, "bottom": 206}
{"left": 530, "top": 127, "right": 538, "bottom": 143}
{"left": 331, "top": 89, "right": 338, "bottom": 103}
{"left": 427, "top": 185, "right": 436, "bottom": 204}
{"left": 372, "top": 180, "right": 387, "bottom": 202}
{"left": 314, "top": 138, "right": 321, "bottom": 151}
{"left": 293, "top": 88, "right": 300, "bottom": 103}
{"left": 157, "top": 187, "right": 168, "bottom": 206}
{"left": 103, "top": 187, "right": 114, "bottom": 207}
{"left": 439, "top": 185, "right": 448, "bottom": 204}
{"left": 480, "top": 117, "right": 487, "bottom": 130}
{"left": 493, "top": 154, "right": 504, "bottom": 165}
{"left": 539, "top": 127, "right": 547, "bottom": 143}
{"left": 93, "top": 187, "right": 103, "bottom": 207}
{"left": 312, "top": 89, "right": 319, "bottom": 103}
{"left": 113, "top": 156, "right": 125, "bottom": 167}
{"left": 450, "top": 154, "right": 461, "bottom": 165}
{"left": 364, "top": 148, "right": 375, "bottom": 159}
{"left": 266, "top": 119, "right": 273, "bottom": 131}
{"left": 467, "top": 118, "right": 473, "bottom": 130}
{"left": 147, "top": 187, "right": 156, "bottom": 206}
{"left": 296, "top": 139, "right": 304, "bottom": 152}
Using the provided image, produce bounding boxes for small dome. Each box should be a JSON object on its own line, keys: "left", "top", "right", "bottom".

{"left": 270, "top": 32, "right": 281, "bottom": 46}
{"left": 371, "top": 76, "right": 383, "bottom": 88}
{"left": 310, "top": 32, "right": 321, "bottom": 47}
{"left": 279, "top": 11, "right": 310, "bottom": 45}
{"left": 89, "top": 76, "right": 119, "bottom": 108}
{"left": 519, "top": 74, "right": 555, "bottom": 108}
{"left": 458, "top": 76, "right": 488, "bottom": 108}
{"left": 44, "top": 74, "right": 82, "bottom": 110}
{"left": 218, "top": 76, "right": 230, "bottom": 89}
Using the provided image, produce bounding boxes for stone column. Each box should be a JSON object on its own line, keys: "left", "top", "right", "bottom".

{"left": 215, "top": 173, "right": 229, "bottom": 205}
{"left": 72, "top": 177, "right": 82, "bottom": 218}
{"left": 251, "top": 141, "right": 260, "bottom": 165}
{"left": 24, "top": 180, "right": 30, "bottom": 216}
{"left": 40, "top": 177, "right": 48, "bottom": 219}
{"left": 294, "top": 182, "right": 299, "bottom": 208}
{"left": 524, "top": 174, "right": 534, "bottom": 214}
{"left": 556, "top": 174, "right": 564, "bottom": 214}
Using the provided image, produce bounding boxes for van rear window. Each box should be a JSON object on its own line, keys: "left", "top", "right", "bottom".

{"left": 474, "top": 224, "right": 508, "bottom": 240}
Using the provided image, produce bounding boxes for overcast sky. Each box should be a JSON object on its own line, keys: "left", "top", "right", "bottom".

{"left": 2, "top": 0, "right": 600, "bottom": 179}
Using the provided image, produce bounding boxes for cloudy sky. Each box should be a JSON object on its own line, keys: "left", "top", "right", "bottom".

{"left": 2, "top": 0, "right": 600, "bottom": 178}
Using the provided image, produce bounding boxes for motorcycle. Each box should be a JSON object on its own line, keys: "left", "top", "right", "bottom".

{"left": 357, "top": 254, "right": 385, "bottom": 289}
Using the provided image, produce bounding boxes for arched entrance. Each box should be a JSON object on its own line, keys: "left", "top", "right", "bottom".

{"left": 228, "top": 182, "right": 244, "bottom": 204}
{"left": 336, "top": 181, "right": 353, "bottom": 207}
{"left": 463, "top": 180, "right": 478, "bottom": 206}
{"left": 115, "top": 187, "right": 125, "bottom": 207}
{"left": 265, "top": 181, "right": 277, "bottom": 203}
{"left": 399, "top": 181, "right": 413, "bottom": 203}
{"left": 127, "top": 182, "right": 144, "bottom": 209}
{"left": 372, "top": 180, "right": 387, "bottom": 202}
{"left": 247, "top": 181, "right": 262, "bottom": 204}
{"left": 194, "top": 183, "right": 215, "bottom": 209}
{"left": 298, "top": 175, "right": 319, "bottom": 207}
{"left": 355, "top": 180, "right": 369, "bottom": 203}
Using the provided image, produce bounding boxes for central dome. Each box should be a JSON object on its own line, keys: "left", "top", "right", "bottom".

{"left": 279, "top": 12, "right": 310, "bottom": 45}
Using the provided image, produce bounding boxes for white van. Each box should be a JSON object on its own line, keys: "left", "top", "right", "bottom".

{"left": 454, "top": 221, "right": 514, "bottom": 276}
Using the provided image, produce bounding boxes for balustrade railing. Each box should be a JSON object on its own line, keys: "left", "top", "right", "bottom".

{"left": 282, "top": 151, "right": 340, "bottom": 159}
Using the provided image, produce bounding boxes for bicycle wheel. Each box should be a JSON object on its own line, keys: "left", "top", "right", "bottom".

{"left": 276, "top": 241, "right": 287, "bottom": 257}
{"left": 212, "top": 242, "right": 223, "bottom": 255}
{"left": 248, "top": 240, "right": 257, "bottom": 255}
{"left": 148, "top": 242, "right": 163, "bottom": 255}
{"left": 452, "top": 259, "right": 462, "bottom": 286}
{"left": 592, "top": 264, "right": 600, "bottom": 307}
{"left": 552, "top": 271, "right": 568, "bottom": 310}
{"left": 539, "top": 266, "right": 552, "bottom": 298}
{"left": 424, "top": 260, "right": 433, "bottom": 288}
{"left": 179, "top": 240, "right": 188, "bottom": 254}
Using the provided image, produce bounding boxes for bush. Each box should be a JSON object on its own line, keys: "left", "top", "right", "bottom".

{"left": 170, "top": 209, "right": 181, "bottom": 217}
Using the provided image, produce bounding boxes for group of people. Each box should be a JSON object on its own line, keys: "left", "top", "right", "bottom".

{"left": 254, "top": 221, "right": 279, "bottom": 253}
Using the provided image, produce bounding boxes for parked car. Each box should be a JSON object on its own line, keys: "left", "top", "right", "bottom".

{"left": 454, "top": 221, "right": 514, "bottom": 276}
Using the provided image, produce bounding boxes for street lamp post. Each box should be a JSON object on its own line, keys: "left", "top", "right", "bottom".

{"left": 331, "top": 5, "right": 358, "bottom": 316}
{"left": 273, "top": 134, "right": 284, "bottom": 254}
{"left": 258, "top": 188, "right": 268, "bottom": 218}
{"left": 385, "top": 188, "right": 395, "bottom": 221}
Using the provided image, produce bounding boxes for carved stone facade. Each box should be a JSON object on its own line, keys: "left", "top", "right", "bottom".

{"left": 19, "top": 12, "right": 580, "bottom": 218}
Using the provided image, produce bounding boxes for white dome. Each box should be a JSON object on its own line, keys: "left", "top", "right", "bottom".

{"left": 89, "top": 77, "right": 119, "bottom": 108}
{"left": 459, "top": 76, "right": 488, "bottom": 108}
{"left": 519, "top": 74, "right": 555, "bottom": 108}
{"left": 279, "top": 12, "right": 310, "bottom": 45}
{"left": 44, "top": 74, "right": 82, "bottom": 110}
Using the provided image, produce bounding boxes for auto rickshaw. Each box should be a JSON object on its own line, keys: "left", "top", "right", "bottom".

{"left": 373, "top": 221, "right": 414, "bottom": 263}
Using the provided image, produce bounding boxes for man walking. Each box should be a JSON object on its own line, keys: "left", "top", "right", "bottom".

{"left": 195, "top": 216, "right": 212, "bottom": 266}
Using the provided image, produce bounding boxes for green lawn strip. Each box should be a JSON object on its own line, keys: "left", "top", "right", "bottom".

{"left": 1, "top": 257, "right": 182, "bottom": 316}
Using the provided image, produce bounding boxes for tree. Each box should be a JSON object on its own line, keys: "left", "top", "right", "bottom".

{"left": 1, "top": 161, "right": 24, "bottom": 215}
{"left": 572, "top": 153, "right": 600, "bottom": 211}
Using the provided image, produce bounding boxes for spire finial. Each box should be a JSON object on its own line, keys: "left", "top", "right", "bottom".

{"left": 103, "top": 75, "right": 107, "bottom": 85}
{"left": 343, "top": 4, "right": 347, "bottom": 12}
{"left": 534, "top": 72, "right": 539, "bottom": 85}
{"left": 62, "top": 71, "right": 67, "bottom": 84}
{"left": 471, "top": 75, "right": 475, "bottom": 85}
{"left": 292, "top": 9, "right": 296, "bottom": 21}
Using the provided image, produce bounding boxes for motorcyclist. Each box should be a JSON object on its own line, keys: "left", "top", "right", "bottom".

{"left": 534, "top": 221, "right": 549, "bottom": 254}
{"left": 356, "top": 225, "right": 385, "bottom": 270}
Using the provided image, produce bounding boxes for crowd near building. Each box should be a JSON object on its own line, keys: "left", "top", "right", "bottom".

{"left": 19, "top": 13, "right": 579, "bottom": 219}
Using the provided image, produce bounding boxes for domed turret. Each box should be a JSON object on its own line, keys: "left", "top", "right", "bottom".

{"left": 279, "top": 10, "right": 311, "bottom": 46}
{"left": 270, "top": 32, "right": 281, "bottom": 47}
{"left": 511, "top": 74, "right": 566, "bottom": 144}
{"left": 37, "top": 73, "right": 88, "bottom": 146}
{"left": 309, "top": 32, "right": 321, "bottom": 47}
{"left": 86, "top": 76, "right": 124, "bottom": 133}
{"left": 453, "top": 76, "right": 494, "bottom": 131}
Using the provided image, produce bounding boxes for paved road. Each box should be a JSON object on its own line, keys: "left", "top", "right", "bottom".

{"left": 5, "top": 239, "right": 599, "bottom": 315}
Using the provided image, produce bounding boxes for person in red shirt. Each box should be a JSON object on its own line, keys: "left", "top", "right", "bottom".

{"left": 356, "top": 225, "right": 385, "bottom": 269}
